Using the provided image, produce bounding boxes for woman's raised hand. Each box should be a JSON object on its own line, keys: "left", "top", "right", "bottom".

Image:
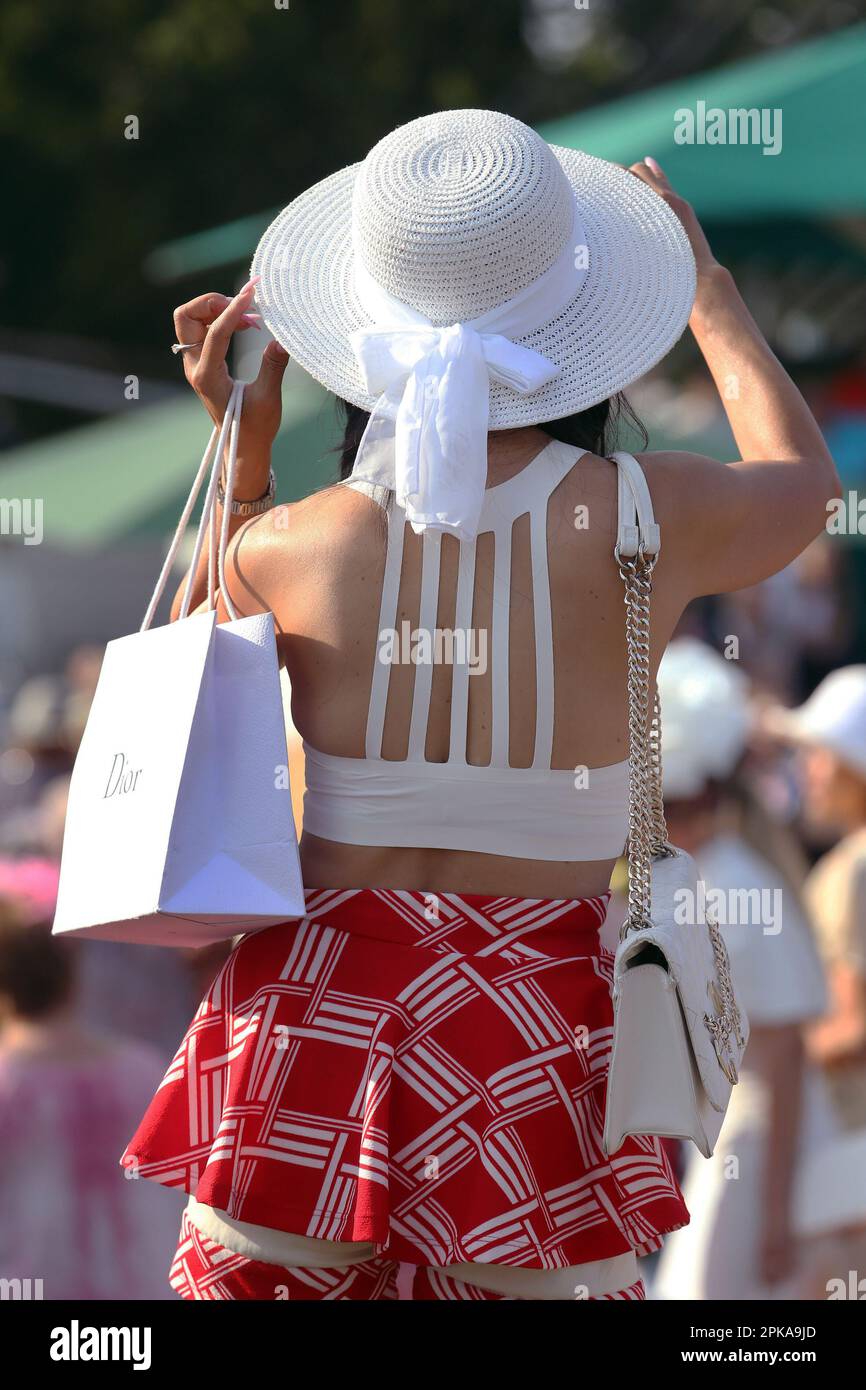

{"left": 173, "top": 277, "right": 290, "bottom": 471}
{"left": 628, "top": 157, "right": 720, "bottom": 287}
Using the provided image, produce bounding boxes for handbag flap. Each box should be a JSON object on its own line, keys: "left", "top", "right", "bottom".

{"left": 614, "top": 848, "right": 750, "bottom": 1112}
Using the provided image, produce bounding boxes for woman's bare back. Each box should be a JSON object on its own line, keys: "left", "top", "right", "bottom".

{"left": 261, "top": 432, "right": 692, "bottom": 898}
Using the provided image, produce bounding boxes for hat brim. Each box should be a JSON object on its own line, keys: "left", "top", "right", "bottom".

{"left": 250, "top": 145, "right": 696, "bottom": 429}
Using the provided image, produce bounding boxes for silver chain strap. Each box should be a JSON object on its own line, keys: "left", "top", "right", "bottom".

{"left": 647, "top": 688, "right": 670, "bottom": 854}
{"left": 617, "top": 532, "right": 745, "bottom": 1075}
{"left": 618, "top": 547, "right": 668, "bottom": 939}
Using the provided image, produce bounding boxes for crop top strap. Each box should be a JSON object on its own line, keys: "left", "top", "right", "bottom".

{"left": 365, "top": 496, "right": 405, "bottom": 758}
{"left": 609, "top": 451, "right": 660, "bottom": 559}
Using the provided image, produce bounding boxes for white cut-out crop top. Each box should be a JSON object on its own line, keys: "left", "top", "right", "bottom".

{"left": 302, "top": 440, "right": 632, "bottom": 862}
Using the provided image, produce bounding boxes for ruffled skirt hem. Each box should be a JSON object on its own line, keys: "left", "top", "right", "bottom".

{"left": 122, "top": 888, "right": 689, "bottom": 1269}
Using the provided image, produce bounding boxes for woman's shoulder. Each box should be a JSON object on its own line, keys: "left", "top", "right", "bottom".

{"left": 630, "top": 449, "right": 724, "bottom": 505}
{"left": 567, "top": 448, "right": 721, "bottom": 517}
{"left": 223, "top": 479, "right": 387, "bottom": 608}
{"left": 232, "top": 480, "right": 379, "bottom": 552}
{"left": 623, "top": 450, "right": 756, "bottom": 596}
{"left": 561, "top": 448, "right": 722, "bottom": 549}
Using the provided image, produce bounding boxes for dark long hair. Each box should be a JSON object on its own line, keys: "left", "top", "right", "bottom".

{"left": 334, "top": 393, "right": 648, "bottom": 480}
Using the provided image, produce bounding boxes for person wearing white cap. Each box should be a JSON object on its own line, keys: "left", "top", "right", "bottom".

{"left": 772, "top": 667, "right": 866, "bottom": 1133}
{"left": 651, "top": 640, "right": 836, "bottom": 1302}
{"left": 125, "top": 111, "right": 839, "bottom": 1300}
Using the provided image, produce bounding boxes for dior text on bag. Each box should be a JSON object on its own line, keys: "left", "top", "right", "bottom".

{"left": 602, "top": 453, "right": 749, "bottom": 1159}
{"left": 52, "top": 382, "right": 305, "bottom": 948}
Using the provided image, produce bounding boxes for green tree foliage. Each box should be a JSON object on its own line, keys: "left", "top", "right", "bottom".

{"left": 0, "top": 0, "right": 530, "bottom": 353}
{"left": 0, "top": 0, "right": 852, "bottom": 396}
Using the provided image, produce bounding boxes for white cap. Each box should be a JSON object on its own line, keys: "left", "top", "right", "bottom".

{"left": 766, "top": 665, "right": 866, "bottom": 781}
{"left": 658, "top": 639, "right": 750, "bottom": 799}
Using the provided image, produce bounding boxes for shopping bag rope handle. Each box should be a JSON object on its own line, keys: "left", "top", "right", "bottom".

{"left": 140, "top": 382, "right": 245, "bottom": 631}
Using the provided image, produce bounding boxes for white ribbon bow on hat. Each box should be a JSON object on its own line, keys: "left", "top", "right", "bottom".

{"left": 349, "top": 199, "right": 589, "bottom": 542}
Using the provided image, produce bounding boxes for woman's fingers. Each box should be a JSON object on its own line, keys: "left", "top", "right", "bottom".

{"left": 172, "top": 281, "right": 289, "bottom": 454}
{"left": 643, "top": 155, "right": 669, "bottom": 182}
{"left": 628, "top": 158, "right": 688, "bottom": 220}
{"left": 171, "top": 284, "right": 258, "bottom": 408}
{"left": 641, "top": 155, "right": 672, "bottom": 188}
{"left": 628, "top": 159, "right": 669, "bottom": 195}
{"left": 173, "top": 292, "right": 232, "bottom": 348}
{"left": 193, "top": 279, "right": 260, "bottom": 401}
{"left": 173, "top": 289, "right": 261, "bottom": 345}
{"left": 243, "top": 339, "right": 291, "bottom": 438}
{"left": 251, "top": 338, "right": 290, "bottom": 388}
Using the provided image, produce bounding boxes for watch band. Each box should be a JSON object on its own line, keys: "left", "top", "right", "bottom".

{"left": 217, "top": 468, "right": 276, "bottom": 516}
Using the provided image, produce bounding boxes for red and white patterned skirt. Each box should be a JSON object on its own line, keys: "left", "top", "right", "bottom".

{"left": 122, "top": 888, "right": 688, "bottom": 1269}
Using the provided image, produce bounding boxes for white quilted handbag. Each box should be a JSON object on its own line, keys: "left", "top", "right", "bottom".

{"left": 602, "top": 453, "right": 749, "bottom": 1159}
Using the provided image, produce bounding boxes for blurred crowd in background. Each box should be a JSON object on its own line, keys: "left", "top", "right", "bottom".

{"left": 2, "top": 0, "right": 866, "bottom": 1301}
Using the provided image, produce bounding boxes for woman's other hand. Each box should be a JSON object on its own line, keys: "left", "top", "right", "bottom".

{"left": 628, "top": 157, "right": 720, "bottom": 290}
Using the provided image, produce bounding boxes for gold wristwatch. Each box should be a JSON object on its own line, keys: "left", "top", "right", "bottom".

{"left": 217, "top": 468, "right": 276, "bottom": 516}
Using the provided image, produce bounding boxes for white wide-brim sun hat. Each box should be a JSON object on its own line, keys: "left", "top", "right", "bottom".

{"left": 251, "top": 108, "right": 696, "bottom": 427}
{"left": 765, "top": 665, "right": 866, "bottom": 783}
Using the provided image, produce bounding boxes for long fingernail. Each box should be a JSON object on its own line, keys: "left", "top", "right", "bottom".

{"left": 238, "top": 275, "right": 261, "bottom": 296}
{"left": 644, "top": 156, "right": 663, "bottom": 174}
{"left": 241, "top": 315, "right": 263, "bottom": 330}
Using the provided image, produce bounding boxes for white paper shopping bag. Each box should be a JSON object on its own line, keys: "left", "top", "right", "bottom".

{"left": 53, "top": 381, "right": 305, "bottom": 946}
